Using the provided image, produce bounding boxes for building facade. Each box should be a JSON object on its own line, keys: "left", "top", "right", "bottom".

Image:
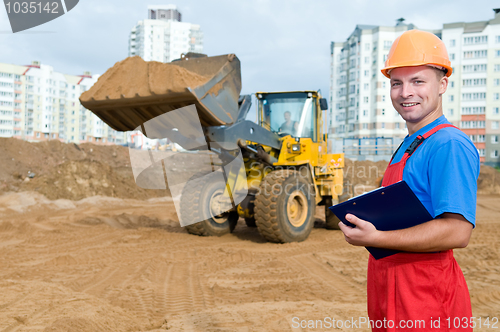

{"left": 441, "top": 9, "right": 500, "bottom": 165}
{"left": 0, "top": 61, "right": 126, "bottom": 144}
{"left": 330, "top": 11, "right": 500, "bottom": 166}
{"left": 128, "top": 5, "right": 203, "bottom": 63}
{"left": 329, "top": 21, "right": 422, "bottom": 141}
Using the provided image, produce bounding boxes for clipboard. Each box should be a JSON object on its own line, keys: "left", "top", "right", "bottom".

{"left": 328, "top": 180, "right": 433, "bottom": 259}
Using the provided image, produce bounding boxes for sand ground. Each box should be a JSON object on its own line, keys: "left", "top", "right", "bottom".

{"left": 0, "top": 192, "right": 499, "bottom": 332}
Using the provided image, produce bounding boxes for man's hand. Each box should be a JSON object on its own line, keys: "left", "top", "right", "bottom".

{"left": 338, "top": 212, "right": 473, "bottom": 252}
{"left": 338, "top": 213, "right": 381, "bottom": 247}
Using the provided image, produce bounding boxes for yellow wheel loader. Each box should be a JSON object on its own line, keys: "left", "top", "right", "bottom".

{"left": 80, "top": 53, "right": 344, "bottom": 242}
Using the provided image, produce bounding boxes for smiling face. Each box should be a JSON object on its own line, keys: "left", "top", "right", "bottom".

{"left": 390, "top": 65, "right": 448, "bottom": 134}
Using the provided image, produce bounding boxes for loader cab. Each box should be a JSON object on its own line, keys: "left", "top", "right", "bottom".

{"left": 256, "top": 91, "right": 324, "bottom": 142}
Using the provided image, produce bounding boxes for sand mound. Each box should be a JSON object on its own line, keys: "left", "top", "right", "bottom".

{"left": 0, "top": 137, "right": 499, "bottom": 201}
{"left": 343, "top": 159, "right": 388, "bottom": 198}
{"left": 20, "top": 159, "right": 168, "bottom": 201}
{"left": 80, "top": 56, "right": 210, "bottom": 102}
{"left": 478, "top": 165, "right": 500, "bottom": 195}
{"left": 342, "top": 159, "right": 500, "bottom": 197}
{"left": 0, "top": 137, "right": 169, "bottom": 200}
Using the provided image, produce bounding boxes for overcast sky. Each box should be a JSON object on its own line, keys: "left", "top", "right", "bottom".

{"left": 1, "top": 0, "right": 499, "bottom": 101}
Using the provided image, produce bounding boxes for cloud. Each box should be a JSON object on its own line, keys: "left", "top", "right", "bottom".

{"left": 0, "top": 0, "right": 498, "bottom": 102}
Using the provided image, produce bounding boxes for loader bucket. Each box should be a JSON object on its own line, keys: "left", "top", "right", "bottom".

{"left": 79, "top": 54, "right": 242, "bottom": 131}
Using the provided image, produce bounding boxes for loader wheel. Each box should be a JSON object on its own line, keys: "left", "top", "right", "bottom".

{"left": 324, "top": 196, "right": 341, "bottom": 230}
{"left": 254, "top": 169, "right": 315, "bottom": 243}
{"left": 181, "top": 172, "right": 238, "bottom": 236}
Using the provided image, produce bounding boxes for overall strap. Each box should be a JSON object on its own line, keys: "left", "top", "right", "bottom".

{"left": 404, "top": 124, "right": 459, "bottom": 157}
{"left": 388, "top": 140, "right": 405, "bottom": 164}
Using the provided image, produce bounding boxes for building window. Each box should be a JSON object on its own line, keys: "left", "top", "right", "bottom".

{"left": 495, "top": 64, "right": 500, "bottom": 72}
{"left": 462, "top": 92, "right": 486, "bottom": 101}
{"left": 463, "top": 36, "right": 487, "bottom": 45}
{"left": 449, "top": 109, "right": 454, "bottom": 116}
{"left": 382, "top": 95, "right": 385, "bottom": 102}
{"left": 450, "top": 81, "right": 454, "bottom": 88}
{"left": 449, "top": 95, "right": 454, "bottom": 102}
{"left": 450, "top": 39, "right": 456, "bottom": 47}
{"left": 492, "top": 135, "right": 499, "bottom": 144}
{"left": 493, "top": 121, "right": 499, "bottom": 130}
{"left": 496, "top": 36, "right": 500, "bottom": 43}
{"left": 494, "top": 107, "right": 500, "bottom": 115}
{"left": 382, "top": 109, "right": 385, "bottom": 115}
{"left": 495, "top": 79, "right": 500, "bottom": 86}
{"left": 461, "top": 121, "right": 485, "bottom": 128}
{"left": 364, "top": 83, "right": 369, "bottom": 90}
{"left": 478, "top": 149, "right": 485, "bottom": 157}
{"left": 496, "top": 50, "right": 500, "bottom": 58}
{"left": 365, "top": 43, "right": 370, "bottom": 51}
{"left": 495, "top": 93, "right": 500, "bottom": 101}
{"left": 395, "top": 123, "right": 399, "bottom": 129}
{"left": 363, "top": 123, "right": 368, "bottom": 129}
{"left": 381, "top": 122, "right": 385, "bottom": 128}
{"left": 450, "top": 53, "right": 455, "bottom": 60}
{"left": 364, "top": 70, "right": 369, "bottom": 77}
{"left": 463, "top": 50, "right": 487, "bottom": 58}
{"left": 462, "top": 107, "right": 485, "bottom": 114}
{"left": 463, "top": 64, "right": 487, "bottom": 72}
{"left": 492, "top": 150, "right": 499, "bottom": 158}
{"left": 463, "top": 78, "right": 486, "bottom": 86}
{"left": 364, "top": 57, "right": 369, "bottom": 64}
{"left": 363, "top": 110, "right": 367, "bottom": 116}
{"left": 364, "top": 97, "right": 368, "bottom": 103}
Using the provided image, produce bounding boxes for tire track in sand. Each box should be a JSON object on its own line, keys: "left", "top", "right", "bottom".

{"left": 288, "top": 254, "right": 363, "bottom": 302}
{"left": 162, "top": 262, "right": 210, "bottom": 316}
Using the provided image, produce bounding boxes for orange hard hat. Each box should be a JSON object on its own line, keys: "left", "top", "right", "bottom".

{"left": 381, "top": 29, "right": 452, "bottom": 78}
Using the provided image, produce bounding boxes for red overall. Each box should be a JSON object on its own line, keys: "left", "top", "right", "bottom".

{"left": 367, "top": 124, "right": 472, "bottom": 332}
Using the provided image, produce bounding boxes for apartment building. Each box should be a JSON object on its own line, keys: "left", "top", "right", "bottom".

{"left": 441, "top": 9, "right": 500, "bottom": 165}
{"left": 128, "top": 5, "right": 203, "bottom": 63}
{"left": 0, "top": 61, "right": 126, "bottom": 144}
{"left": 330, "top": 10, "right": 500, "bottom": 166}
{"left": 329, "top": 20, "right": 425, "bottom": 141}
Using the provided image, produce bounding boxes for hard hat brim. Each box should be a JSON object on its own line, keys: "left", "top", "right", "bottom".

{"left": 381, "top": 63, "right": 453, "bottom": 79}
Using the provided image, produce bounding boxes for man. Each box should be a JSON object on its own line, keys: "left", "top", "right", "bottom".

{"left": 339, "top": 29, "right": 480, "bottom": 331}
{"left": 279, "top": 111, "right": 298, "bottom": 135}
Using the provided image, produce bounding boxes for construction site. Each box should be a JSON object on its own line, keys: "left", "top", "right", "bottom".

{"left": 0, "top": 137, "right": 499, "bottom": 331}
{"left": 1, "top": 52, "right": 500, "bottom": 332}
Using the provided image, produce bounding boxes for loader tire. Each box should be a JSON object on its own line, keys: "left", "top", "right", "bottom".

{"left": 324, "top": 196, "right": 341, "bottom": 230}
{"left": 181, "top": 172, "right": 238, "bottom": 236}
{"left": 254, "top": 169, "right": 315, "bottom": 243}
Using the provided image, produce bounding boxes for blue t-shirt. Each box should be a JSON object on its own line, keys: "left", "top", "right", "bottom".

{"left": 389, "top": 115, "right": 480, "bottom": 227}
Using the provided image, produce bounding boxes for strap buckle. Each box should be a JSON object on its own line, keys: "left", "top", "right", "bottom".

{"left": 405, "top": 135, "right": 425, "bottom": 156}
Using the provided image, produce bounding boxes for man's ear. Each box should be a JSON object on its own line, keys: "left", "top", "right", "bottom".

{"left": 439, "top": 76, "right": 448, "bottom": 96}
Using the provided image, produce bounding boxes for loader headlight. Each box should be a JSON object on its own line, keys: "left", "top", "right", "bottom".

{"left": 291, "top": 144, "right": 300, "bottom": 152}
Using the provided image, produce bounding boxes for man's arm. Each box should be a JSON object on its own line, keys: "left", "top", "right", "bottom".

{"left": 339, "top": 212, "right": 473, "bottom": 252}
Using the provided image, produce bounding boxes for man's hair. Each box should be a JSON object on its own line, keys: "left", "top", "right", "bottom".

{"left": 434, "top": 68, "right": 447, "bottom": 80}
{"left": 284, "top": 111, "right": 291, "bottom": 115}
